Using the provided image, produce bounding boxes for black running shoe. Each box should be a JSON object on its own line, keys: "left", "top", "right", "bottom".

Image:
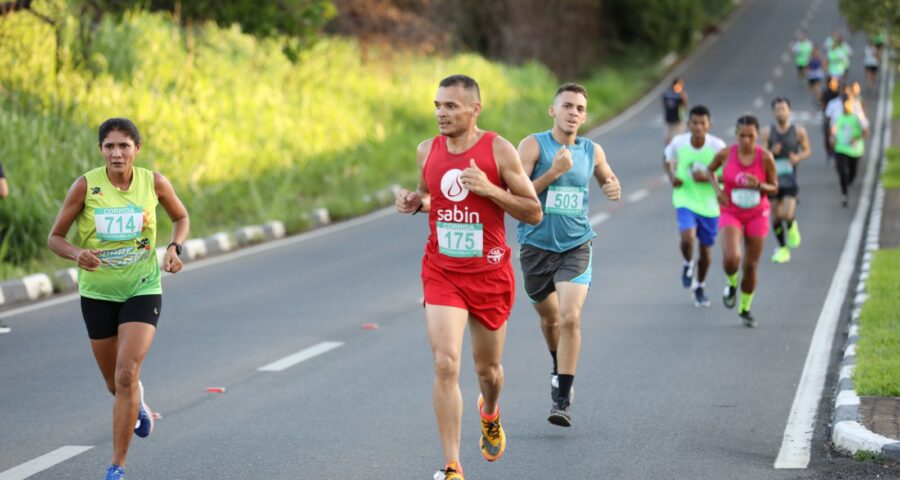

{"left": 740, "top": 310, "right": 757, "bottom": 328}
{"left": 548, "top": 397, "right": 572, "bottom": 427}
{"left": 722, "top": 285, "right": 737, "bottom": 309}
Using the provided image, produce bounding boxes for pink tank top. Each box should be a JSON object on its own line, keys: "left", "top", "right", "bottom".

{"left": 722, "top": 145, "right": 769, "bottom": 215}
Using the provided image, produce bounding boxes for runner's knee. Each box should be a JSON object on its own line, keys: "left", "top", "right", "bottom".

{"left": 433, "top": 352, "right": 461, "bottom": 382}
{"left": 558, "top": 310, "right": 580, "bottom": 333}
{"left": 474, "top": 361, "right": 501, "bottom": 386}
{"left": 114, "top": 362, "right": 140, "bottom": 391}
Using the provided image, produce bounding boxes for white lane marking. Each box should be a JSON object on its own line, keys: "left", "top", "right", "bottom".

{"left": 0, "top": 208, "right": 397, "bottom": 320}
{"left": 626, "top": 189, "right": 649, "bottom": 203}
{"left": 589, "top": 212, "right": 610, "bottom": 226}
{"left": 258, "top": 341, "right": 344, "bottom": 372}
{"left": 782, "top": 52, "right": 790, "bottom": 64}
{"left": 800, "top": 19, "right": 809, "bottom": 29}
{"left": 764, "top": 81, "right": 774, "bottom": 93}
{"left": 774, "top": 66, "right": 783, "bottom": 78}
{"left": 0, "top": 446, "right": 93, "bottom": 480}
{"left": 774, "top": 52, "right": 891, "bottom": 470}
{"left": 754, "top": 97, "right": 764, "bottom": 109}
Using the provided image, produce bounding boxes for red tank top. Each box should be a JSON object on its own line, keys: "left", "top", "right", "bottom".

{"left": 423, "top": 131, "right": 509, "bottom": 272}
{"left": 722, "top": 145, "right": 770, "bottom": 215}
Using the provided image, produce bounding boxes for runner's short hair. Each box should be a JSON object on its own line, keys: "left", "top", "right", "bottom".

{"left": 555, "top": 82, "right": 588, "bottom": 100}
{"left": 688, "top": 105, "right": 710, "bottom": 119}
{"left": 439, "top": 75, "right": 480, "bottom": 102}
{"left": 771, "top": 97, "right": 791, "bottom": 109}
{"left": 99, "top": 118, "right": 142, "bottom": 146}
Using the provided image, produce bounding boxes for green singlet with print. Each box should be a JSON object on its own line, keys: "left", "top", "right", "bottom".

{"left": 75, "top": 166, "right": 161, "bottom": 302}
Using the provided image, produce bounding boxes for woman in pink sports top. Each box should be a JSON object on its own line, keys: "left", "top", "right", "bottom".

{"left": 708, "top": 115, "right": 777, "bottom": 328}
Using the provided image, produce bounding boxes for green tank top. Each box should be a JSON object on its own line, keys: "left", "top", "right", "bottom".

{"left": 665, "top": 133, "right": 726, "bottom": 218}
{"left": 76, "top": 166, "right": 161, "bottom": 301}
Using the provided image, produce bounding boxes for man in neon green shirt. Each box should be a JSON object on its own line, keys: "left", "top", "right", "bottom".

{"left": 792, "top": 33, "right": 813, "bottom": 80}
{"left": 664, "top": 105, "right": 726, "bottom": 307}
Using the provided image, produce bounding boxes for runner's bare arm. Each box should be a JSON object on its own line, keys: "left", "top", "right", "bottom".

{"left": 792, "top": 125, "right": 812, "bottom": 165}
{"left": 593, "top": 144, "right": 621, "bottom": 201}
{"left": 518, "top": 135, "right": 571, "bottom": 195}
{"left": 0, "top": 177, "right": 7, "bottom": 198}
{"left": 759, "top": 150, "right": 779, "bottom": 196}
{"left": 396, "top": 139, "right": 432, "bottom": 214}
{"left": 708, "top": 148, "right": 729, "bottom": 205}
{"left": 155, "top": 172, "right": 190, "bottom": 273}
{"left": 663, "top": 139, "right": 682, "bottom": 187}
{"left": 760, "top": 128, "right": 770, "bottom": 151}
{"left": 47, "top": 176, "right": 102, "bottom": 271}
{"left": 460, "top": 136, "right": 541, "bottom": 224}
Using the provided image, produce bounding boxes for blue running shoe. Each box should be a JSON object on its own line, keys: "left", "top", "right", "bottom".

{"left": 681, "top": 263, "right": 693, "bottom": 289}
{"left": 105, "top": 464, "right": 125, "bottom": 480}
{"left": 693, "top": 286, "right": 710, "bottom": 307}
{"left": 134, "top": 381, "right": 154, "bottom": 438}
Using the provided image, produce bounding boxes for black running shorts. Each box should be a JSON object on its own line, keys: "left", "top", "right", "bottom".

{"left": 81, "top": 295, "right": 162, "bottom": 340}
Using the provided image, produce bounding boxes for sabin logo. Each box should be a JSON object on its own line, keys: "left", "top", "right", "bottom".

{"left": 440, "top": 169, "right": 468, "bottom": 202}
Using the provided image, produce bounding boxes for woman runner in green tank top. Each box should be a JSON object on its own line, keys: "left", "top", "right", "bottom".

{"left": 48, "top": 118, "right": 189, "bottom": 480}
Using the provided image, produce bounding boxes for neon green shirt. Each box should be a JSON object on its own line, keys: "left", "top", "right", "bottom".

{"left": 664, "top": 133, "right": 726, "bottom": 218}
{"left": 794, "top": 40, "right": 813, "bottom": 67}
{"left": 833, "top": 114, "right": 865, "bottom": 158}
{"left": 75, "top": 166, "right": 161, "bottom": 301}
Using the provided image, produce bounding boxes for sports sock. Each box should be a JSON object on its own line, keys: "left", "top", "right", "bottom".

{"left": 739, "top": 291, "right": 754, "bottom": 313}
{"left": 550, "top": 350, "right": 558, "bottom": 375}
{"left": 727, "top": 272, "right": 739, "bottom": 288}
{"left": 557, "top": 374, "right": 574, "bottom": 402}
{"left": 773, "top": 220, "right": 785, "bottom": 247}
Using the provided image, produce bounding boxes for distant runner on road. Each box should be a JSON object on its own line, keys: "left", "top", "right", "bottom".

{"left": 708, "top": 115, "right": 778, "bottom": 328}
{"left": 662, "top": 78, "right": 689, "bottom": 145}
{"left": 761, "top": 97, "right": 811, "bottom": 264}
{"left": 663, "top": 105, "right": 726, "bottom": 307}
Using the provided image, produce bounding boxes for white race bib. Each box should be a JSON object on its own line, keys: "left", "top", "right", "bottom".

{"left": 95, "top": 205, "right": 143, "bottom": 241}
{"left": 437, "top": 222, "right": 483, "bottom": 257}
{"left": 545, "top": 186, "right": 585, "bottom": 216}
{"left": 775, "top": 159, "right": 794, "bottom": 176}
{"left": 730, "top": 188, "right": 761, "bottom": 209}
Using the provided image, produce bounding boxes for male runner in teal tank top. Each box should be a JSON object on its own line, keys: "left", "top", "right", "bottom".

{"left": 516, "top": 83, "right": 621, "bottom": 427}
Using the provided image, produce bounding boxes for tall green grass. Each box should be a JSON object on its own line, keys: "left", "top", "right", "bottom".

{"left": 853, "top": 248, "right": 900, "bottom": 397}
{"left": 0, "top": 9, "right": 659, "bottom": 279}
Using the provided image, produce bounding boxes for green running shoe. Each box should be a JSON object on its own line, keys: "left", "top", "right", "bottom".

{"left": 771, "top": 247, "right": 791, "bottom": 264}
{"left": 788, "top": 221, "right": 802, "bottom": 248}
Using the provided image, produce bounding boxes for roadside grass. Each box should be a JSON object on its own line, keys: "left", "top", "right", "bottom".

{"left": 883, "top": 147, "right": 900, "bottom": 189}
{"left": 0, "top": 9, "right": 663, "bottom": 280}
{"left": 853, "top": 248, "right": 900, "bottom": 397}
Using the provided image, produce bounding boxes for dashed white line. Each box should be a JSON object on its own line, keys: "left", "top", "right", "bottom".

{"left": 782, "top": 52, "right": 790, "bottom": 64}
{"left": 800, "top": 19, "right": 809, "bottom": 29}
{"left": 754, "top": 97, "right": 764, "bottom": 109}
{"left": 626, "top": 189, "right": 649, "bottom": 203}
{"left": 764, "top": 82, "right": 774, "bottom": 93}
{"left": 774, "top": 66, "right": 783, "bottom": 78}
{"left": 0, "top": 446, "right": 93, "bottom": 480}
{"left": 589, "top": 212, "right": 610, "bottom": 226}
{"left": 258, "top": 341, "right": 344, "bottom": 372}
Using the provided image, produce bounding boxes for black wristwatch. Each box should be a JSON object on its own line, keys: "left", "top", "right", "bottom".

{"left": 167, "top": 242, "right": 182, "bottom": 256}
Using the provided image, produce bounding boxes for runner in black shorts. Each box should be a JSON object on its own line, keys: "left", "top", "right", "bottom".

{"left": 762, "top": 98, "right": 811, "bottom": 264}
{"left": 48, "top": 118, "right": 190, "bottom": 480}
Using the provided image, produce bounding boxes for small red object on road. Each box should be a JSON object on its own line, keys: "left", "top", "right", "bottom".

{"left": 206, "top": 387, "right": 226, "bottom": 393}
{"left": 362, "top": 323, "right": 379, "bottom": 330}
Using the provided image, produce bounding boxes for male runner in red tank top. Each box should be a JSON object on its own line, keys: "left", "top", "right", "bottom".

{"left": 396, "top": 75, "right": 542, "bottom": 480}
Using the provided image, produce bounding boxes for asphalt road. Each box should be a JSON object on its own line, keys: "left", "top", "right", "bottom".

{"left": 2, "top": 0, "right": 899, "bottom": 478}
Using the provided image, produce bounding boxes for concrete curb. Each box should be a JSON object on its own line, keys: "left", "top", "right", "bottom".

{"left": 831, "top": 184, "right": 900, "bottom": 462}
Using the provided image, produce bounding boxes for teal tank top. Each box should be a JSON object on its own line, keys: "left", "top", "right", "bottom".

{"left": 517, "top": 130, "right": 596, "bottom": 253}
